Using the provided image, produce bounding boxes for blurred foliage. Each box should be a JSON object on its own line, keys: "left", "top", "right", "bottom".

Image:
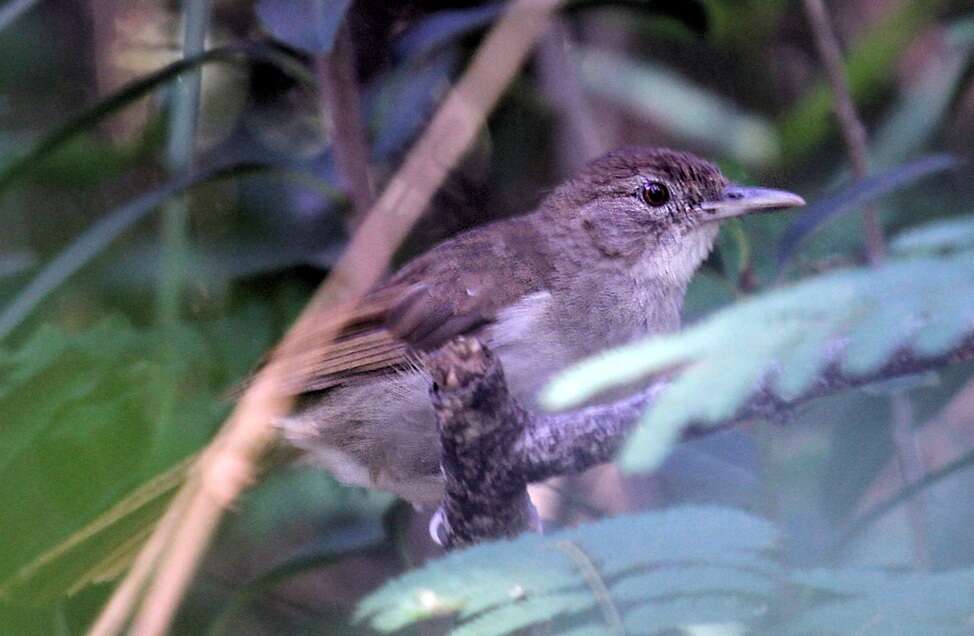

{"left": 577, "top": 47, "right": 780, "bottom": 166}
{"left": 359, "top": 507, "right": 779, "bottom": 634}
{"left": 1, "top": 0, "right": 974, "bottom": 633}
{"left": 778, "top": 0, "right": 950, "bottom": 160}
{"left": 255, "top": 0, "right": 354, "bottom": 55}
{"left": 0, "top": 305, "right": 275, "bottom": 602}
{"left": 359, "top": 507, "right": 974, "bottom": 635}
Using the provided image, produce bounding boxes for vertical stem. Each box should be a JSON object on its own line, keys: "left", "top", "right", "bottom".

{"left": 152, "top": 0, "right": 209, "bottom": 454}
{"left": 802, "top": 0, "right": 927, "bottom": 567}
{"left": 802, "top": 0, "right": 885, "bottom": 263}
{"left": 157, "top": 0, "right": 209, "bottom": 325}
{"left": 318, "top": 22, "right": 374, "bottom": 229}
{"left": 536, "top": 19, "right": 605, "bottom": 174}
{"left": 890, "top": 394, "right": 930, "bottom": 569}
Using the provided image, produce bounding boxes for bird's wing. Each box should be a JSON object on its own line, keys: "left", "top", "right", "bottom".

{"left": 273, "top": 284, "right": 413, "bottom": 395}
{"left": 275, "top": 218, "right": 551, "bottom": 395}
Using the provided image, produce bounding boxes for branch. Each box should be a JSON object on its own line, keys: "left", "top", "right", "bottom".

{"left": 318, "top": 23, "right": 374, "bottom": 228}
{"left": 802, "top": 0, "right": 886, "bottom": 262}
{"left": 426, "top": 334, "right": 974, "bottom": 546}
{"left": 427, "top": 338, "right": 539, "bottom": 548}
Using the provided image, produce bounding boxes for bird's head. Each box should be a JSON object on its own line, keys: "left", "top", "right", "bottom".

{"left": 543, "top": 146, "right": 804, "bottom": 282}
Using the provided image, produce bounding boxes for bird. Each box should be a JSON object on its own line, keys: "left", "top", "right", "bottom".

{"left": 277, "top": 146, "right": 805, "bottom": 506}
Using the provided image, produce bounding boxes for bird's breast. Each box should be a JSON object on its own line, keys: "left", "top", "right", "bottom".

{"left": 484, "top": 278, "right": 681, "bottom": 407}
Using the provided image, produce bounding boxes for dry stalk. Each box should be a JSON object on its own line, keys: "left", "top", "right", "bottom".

{"left": 89, "top": 1, "right": 563, "bottom": 634}
{"left": 318, "top": 22, "right": 374, "bottom": 227}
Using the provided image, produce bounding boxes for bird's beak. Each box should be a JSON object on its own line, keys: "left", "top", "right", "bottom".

{"left": 700, "top": 185, "right": 806, "bottom": 222}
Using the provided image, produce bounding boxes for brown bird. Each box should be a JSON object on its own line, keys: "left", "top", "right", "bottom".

{"left": 279, "top": 146, "right": 805, "bottom": 505}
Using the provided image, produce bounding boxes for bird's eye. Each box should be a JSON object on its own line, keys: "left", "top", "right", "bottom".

{"left": 640, "top": 181, "right": 670, "bottom": 207}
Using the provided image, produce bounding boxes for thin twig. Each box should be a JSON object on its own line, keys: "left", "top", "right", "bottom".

{"left": 556, "top": 540, "right": 624, "bottom": 635}
{"left": 318, "top": 22, "right": 374, "bottom": 228}
{"left": 92, "top": 1, "right": 562, "bottom": 633}
{"left": 802, "top": 0, "right": 930, "bottom": 568}
{"left": 889, "top": 394, "right": 930, "bottom": 570}
{"left": 802, "top": 0, "right": 886, "bottom": 262}
{"left": 536, "top": 18, "right": 605, "bottom": 173}
{"left": 513, "top": 335, "right": 974, "bottom": 484}
{"left": 157, "top": 0, "right": 209, "bottom": 325}
{"left": 833, "top": 448, "right": 974, "bottom": 560}
{"left": 858, "top": 377, "right": 974, "bottom": 508}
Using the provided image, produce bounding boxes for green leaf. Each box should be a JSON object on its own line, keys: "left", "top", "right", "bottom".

{"left": 0, "top": 0, "right": 42, "bottom": 32}
{"left": 576, "top": 47, "right": 779, "bottom": 166}
{"left": 623, "top": 596, "right": 761, "bottom": 635}
{"left": 356, "top": 507, "right": 778, "bottom": 634}
{"left": 0, "top": 309, "right": 277, "bottom": 603}
{"left": 777, "top": 0, "right": 947, "bottom": 159}
{"left": 890, "top": 215, "right": 974, "bottom": 256}
{"left": 255, "top": 0, "right": 354, "bottom": 56}
{"left": 567, "top": 1, "right": 709, "bottom": 36}
{"left": 0, "top": 457, "right": 188, "bottom": 603}
{"left": 871, "top": 17, "right": 974, "bottom": 170}
{"left": 611, "top": 566, "right": 775, "bottom": 601}
{"left": 451, "top": 592, "right": 596, "bottom": 636}
{"left": 394, "top": 0, "right": 710, "bottom": 63}
{"left": 0, "top": 317, "right": 140, "bottom": 474}
{"left": 0, "top": 162, "right": 338, "bottom": 341}
{"left": 775, "top": 154, "right": 958, "bottom": 269}
{"left": 782, "top": 568, "right": 974, "bottom": 636}
{"left": 357, "top": 506, "right": 974, "bottom": 635}
{"left": 0, "top": 44, "right": 313, "bottom": 198}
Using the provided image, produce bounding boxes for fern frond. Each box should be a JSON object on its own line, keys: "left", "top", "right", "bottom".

{"left": 356, "top": 507, "right": 779, "bottom": 634}
{"left": 782, "top": 568, "right": 974, "bottom": 635}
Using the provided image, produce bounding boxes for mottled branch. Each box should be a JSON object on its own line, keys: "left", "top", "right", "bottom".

{"left": 426, "top": 334, "right": 974, "bottom": 546}
{"left": 427, "top": 338, "right": 538, "bottom": 548}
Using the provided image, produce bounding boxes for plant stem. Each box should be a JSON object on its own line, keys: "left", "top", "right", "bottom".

{"left": 536, "top": 18, "right": 605, "bottom": 174}
{"left": 157, "top": 0, "right": 209, "bottom": 326}
{"left": 802, "top": 0, "right": 929, "bottom": 568}
{"left": 890, "top": 394, "right": 930, "bottom": 569}
{"left": 802, "top": 0, "right": 886, "bottom": 263}
{"left": 151, "top": 0, "right": 210, "bottom": 463}
{"left": 832, "top": 448, "right": 974, "bottom": 560}
{"left": 318, "top": 22, "right": 374, "bottom": 229}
